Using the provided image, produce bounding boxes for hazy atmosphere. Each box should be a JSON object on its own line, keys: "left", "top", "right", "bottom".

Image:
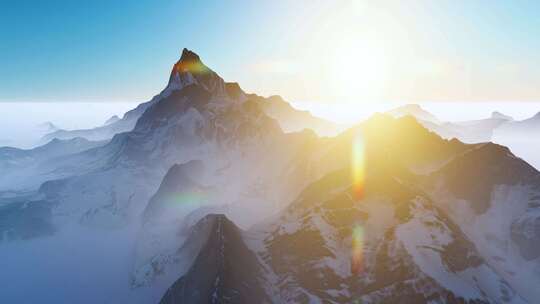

{"left": 3, "top": 1, "right": 540, "bottom": 304}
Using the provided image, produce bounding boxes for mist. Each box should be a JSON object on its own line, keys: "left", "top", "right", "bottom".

{"left": 0, "top": 102, "right": 136, "bottom": 148}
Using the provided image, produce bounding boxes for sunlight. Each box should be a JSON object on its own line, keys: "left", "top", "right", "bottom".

{"left": 166, "top": 191, "right": 207, "bottom": 209}
{"left": 329, "top": 36, "right": 389, "bottom": 102}
{"left": 351, "top": 130, "right": 366, "bottom": 199}
{"left": 351, "top": 224, "right": 365, "bottom": 274}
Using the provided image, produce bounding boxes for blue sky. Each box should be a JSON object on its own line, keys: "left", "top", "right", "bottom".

{"left": 1, "top": 0, "right": 540, "bottom": 103}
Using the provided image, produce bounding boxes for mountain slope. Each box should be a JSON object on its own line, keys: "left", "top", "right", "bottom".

{"left": 160, "top": 214, "right": 270, "bottom": 304}
{"left": 156, "top": 114, "right": 532, "bottom": 303}
{"left": 40, "top": 99, "right": 155, "bottom": 143}
{"left": 424, "top": 142, "right": 540, "bottom": 301}
{"left": 245, "top": 117, "right": 528, "bottom": 303}
{"left": 0, "top": 137, "right": 107, "bottom": 191}
{"left": 249, "top": 94, "right": 345, "bottom": 136}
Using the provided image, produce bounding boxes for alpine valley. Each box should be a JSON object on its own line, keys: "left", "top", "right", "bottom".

{"left": 2, "top": 49, "right": 540, "bottom": 304}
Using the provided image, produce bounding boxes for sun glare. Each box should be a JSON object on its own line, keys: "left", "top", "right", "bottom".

{"left": 351, "top": 224, "right": 365, "bottom": 274}
{"left": 351, "top": 130, "right": 365, "bottom": 199}
{"left": 351, "top": 130, "right": 366, "bottom": 275}
{"left": 329, "top": 38, "right": 389, "bottom": 102}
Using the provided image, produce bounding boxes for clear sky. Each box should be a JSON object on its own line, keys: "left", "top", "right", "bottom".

{"left": 1, "top": 0, "right": 540, "bottom": 103}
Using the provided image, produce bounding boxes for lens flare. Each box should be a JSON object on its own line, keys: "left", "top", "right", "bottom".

{"left": 351, "top": 225, "right": 364, "bottom": 274}
{"left": 351, "top": 131, "right": 365, "bottom": 199}
{"left": 175, "top": 60, "right": 208, "bottom": 74}
{"left": 165, "top": 190, "right": 207, "bottom": 212}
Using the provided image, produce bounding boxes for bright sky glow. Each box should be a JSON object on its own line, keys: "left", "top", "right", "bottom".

{"left": 2, "top": 1, "right": 540, "bottom": 103}
{"left": 293, "top": 101, "right": 540, "bottom": 124}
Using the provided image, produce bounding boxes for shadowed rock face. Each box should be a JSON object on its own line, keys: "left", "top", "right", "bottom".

{"left": 142, "top": 160, "right": 205, "bottom": 223}
{"left": 431, "top": 143, "right": 540, "bottom": 214}
{"left": 160, "top": 214, "right": 270, "bottom": 304}
{"left": 135, "top": 85, "right": 212, "bottom": 132}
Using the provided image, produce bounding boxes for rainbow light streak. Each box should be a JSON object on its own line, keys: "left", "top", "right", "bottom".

{"left": 165, "top": 191, "right": 207, "bottom": 212}
{"left": 351, "top": 131, "right": 365, "bottom": 200}
{"left": 176, "top": 61, "right": 208, "bottom": 74}
{"left": 351, "top": 225, "right": 365, "bottom": 274}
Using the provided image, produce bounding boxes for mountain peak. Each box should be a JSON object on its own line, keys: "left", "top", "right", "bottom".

{"left": 104, "top": 115, "right": 120, "bottom": 125}
{"left": 180, "top": 48, "right": 201, "bottom": 63}
{"left": 173, "top": 48, "right": 206, "bottom": 74}
{"left": 386, "top": 103, "right": 440, "bottom": 123}
{"left": 163, "top": 47, "right": 226, "bottom": 97}
{"left": 491, "top": 111, "right": 512, "bottom": 120}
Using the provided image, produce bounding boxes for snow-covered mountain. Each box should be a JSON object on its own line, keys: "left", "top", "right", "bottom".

{"left": 40, "top": 61, "right": 336, "bottom": 145}
{"left": 2, "top": 49, "right": 540, "bottom": 304}
{"left": 154, "top": 114, "right": 537, "bottom": 303}
{"left": 424, "top": 142, "right": 540, "bottom": 301}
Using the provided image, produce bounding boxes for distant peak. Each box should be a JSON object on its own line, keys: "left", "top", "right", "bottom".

{"left": 37, "top": 121, "right": 60, "bottom": 132}
{"left": 390, "top": 104, "right": 426, "bottom": 113}
{"left": 104, "top": 115, "right": 120, "bottom": 125}
{"left": 491, "top": 111, "right": 512, "bottom": 120}
{"left": 403, "top": 104, "right": 422, "bottom": 110}
{"left": 386, "top": 103, "right": 440, "bottom": 123}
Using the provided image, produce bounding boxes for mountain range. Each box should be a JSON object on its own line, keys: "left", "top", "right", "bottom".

{"left": 1, "top": 48, "right": 540, "bottom": 303}
{"left": 386, "top": 104, "right": 540, "bottom": 170}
